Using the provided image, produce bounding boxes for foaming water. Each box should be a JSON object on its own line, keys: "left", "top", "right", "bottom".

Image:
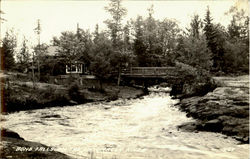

{"left": 2, "top": 91, "right": 249, "bottom": 159}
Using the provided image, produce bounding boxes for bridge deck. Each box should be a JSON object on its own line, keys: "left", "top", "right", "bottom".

{"left": 121, "top": 67, "right": 180, "bottom": 78}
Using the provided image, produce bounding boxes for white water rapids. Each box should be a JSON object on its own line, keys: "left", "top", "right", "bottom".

{"left": 2, "top": 90, "right": 249, "bottom": 159}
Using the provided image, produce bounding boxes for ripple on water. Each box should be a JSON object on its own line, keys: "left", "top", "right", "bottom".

{"left": 2, "top": 91, "right": 249, "bottom": 159}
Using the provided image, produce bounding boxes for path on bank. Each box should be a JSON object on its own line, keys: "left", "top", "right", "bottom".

{"left": 2, "top": 91, "right": 249, "bottom": 159}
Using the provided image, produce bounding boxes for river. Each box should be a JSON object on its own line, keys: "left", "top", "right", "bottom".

{"left": 2, "top": 89, "right": 249, "bottom": 159}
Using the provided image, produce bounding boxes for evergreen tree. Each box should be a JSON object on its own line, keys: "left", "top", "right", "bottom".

{"left": 228, "top": 16, "right": 241, "bottom": 40}
{"left": 176, "top": 12, "right": 213, "bottom": 71}
{"left": 93, "top": 24, "right": 100, "bottom": 44}
{"left": 1, "top": 30, "right": 17, "bottom": 71}
{"left": 90, "top": 31, "right": 113, "bottom": 88}
{"left": 104, "top": 0, "right": 127, "bottom": 48}
{"left": 132, "top": 16, "right": 147, "bottom": 66}
{"left": 16, "top": 37, "right": 30, "bottom": 72}
{"left": 123, "top": 22, "right": 132, "bottom": 51}
{"left": 188, "top": 14, "right": 203, "bottom": 38}
{"left": 203, "top": 6, "right": 225, "bottom": 71}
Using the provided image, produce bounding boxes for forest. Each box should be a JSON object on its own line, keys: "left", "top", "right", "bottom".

{"left": 1, "top": 0, "right": 249, "bottom": 81}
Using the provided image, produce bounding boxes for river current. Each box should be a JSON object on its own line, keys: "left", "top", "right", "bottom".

{"left": 2, "top": 89, "right": 249, "bottom": 159}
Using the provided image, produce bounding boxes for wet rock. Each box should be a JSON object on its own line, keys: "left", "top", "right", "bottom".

{"left": 0, "top": 129, "right": 74, "bottom": 159}
{"left": 178, "top": 122, "right": 199, "bottom": 132}
{"left": 202, "top": 119, "right": 223, "bottom": 132}
{"left": 41, "top": 114, "right": 61, "bottom": 118}
{"left": 1, "top": 128, "right": 24, "bottom": 140}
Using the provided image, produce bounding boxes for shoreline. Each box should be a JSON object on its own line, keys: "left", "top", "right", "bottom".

{"left": 176, "top": 75, "right": 249, "bottom": 143}
{"left": 2, "top": 78, "right": 146, "bottom": 113}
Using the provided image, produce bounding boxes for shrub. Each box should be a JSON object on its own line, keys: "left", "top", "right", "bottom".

{"left": 170, "top": 61, "right": 217, "bottom": 98}
{"left": 4, "top": 82, "right": 71, "bottom": 112}
{"left": 68, "top": 83, "right": 85, "bottom": 103}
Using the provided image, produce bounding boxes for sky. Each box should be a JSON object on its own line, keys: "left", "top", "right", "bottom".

{"left": 0, "top": 0, "right": 248, "bottom": 48}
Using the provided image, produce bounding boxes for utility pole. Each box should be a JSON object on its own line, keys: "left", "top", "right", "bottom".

{"left": 0, "top": 0, "right": 3, "bottom": 72}
{"left": 0, "top": 0, "right": 3, "bottom": 114}
{"left": 32, "top": 49, "right": 35, "bottom": 87}
{"left": 34, "top": 19, "right": 41, "bottom": 81}
{"left": 77, "top": 23, "right": 79, "bottom": 36}
{"left": 0, "top": 0, "right": 3, "bottom": 46}
{"left": 0, "top": 0, "right": 2, "bottom": 48}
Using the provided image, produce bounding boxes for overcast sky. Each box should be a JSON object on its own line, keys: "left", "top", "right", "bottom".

{"left": 0, "top": 0, "right": 247, "bottom": 48}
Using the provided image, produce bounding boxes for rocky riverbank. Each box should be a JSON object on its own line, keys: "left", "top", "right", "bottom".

{"left": 0, "top": 128, "right": 73, "bottom": 159}
{"left": 1, "top": 74, "right": 145, "bottom": 113}
{"left": 177, "top": 75, "right": 249, "bottom": 143}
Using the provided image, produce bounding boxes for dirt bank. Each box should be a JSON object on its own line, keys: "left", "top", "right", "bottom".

{"left": 177, "top": 75, "right": 249, "bottom": 143}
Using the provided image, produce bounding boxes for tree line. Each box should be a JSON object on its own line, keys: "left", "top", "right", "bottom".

{"left": 1, "top": 0, "right": 249, "bottom": 81}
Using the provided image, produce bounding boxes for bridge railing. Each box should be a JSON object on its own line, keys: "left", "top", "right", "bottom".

{"left": 122, "top": 67, "right": 177, "bottom": 76}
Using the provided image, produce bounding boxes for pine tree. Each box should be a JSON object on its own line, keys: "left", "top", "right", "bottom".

{"left": 133, "top": 16, "right": 147, "bottom": 66}
{"left": 16, "top": 37, "right": 30, "bottom": 72}
{"left": 189, "top": 14, "right": 203, "bottom": 38}
{"left": 203, "top": 6, "right": 224, "bottom": 71}
{"left": 90, "top": 31, "right": 113, "bottom": 89}
{"left": 2, "top": 30, "right": 17, "bottom": 71}
{"left": 93, "top": 24, "right": 99, "bottom": 44}
{"left": 104, "top": 0, "right": 127, "bottom": 48}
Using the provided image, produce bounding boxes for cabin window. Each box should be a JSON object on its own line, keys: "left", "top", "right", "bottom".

{"left": 66, "top": 63, "right": 82, "bottom": 74}
{"left": 71, "top": 65, "right": 76, "bottom": 72}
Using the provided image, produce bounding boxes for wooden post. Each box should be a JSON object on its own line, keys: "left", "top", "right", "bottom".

{"left": 143, "top": 80, "right": 148, "bottom": 94}
{"left": 117, "top": 64, "right": 121, "bottom": 86}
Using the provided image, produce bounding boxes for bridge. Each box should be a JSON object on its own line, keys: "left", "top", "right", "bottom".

{"left": 121, "top": 67, "right": 184, "bottom": 88}
{"left": 121, "top": 67, "right": 182, "bottom": 78}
